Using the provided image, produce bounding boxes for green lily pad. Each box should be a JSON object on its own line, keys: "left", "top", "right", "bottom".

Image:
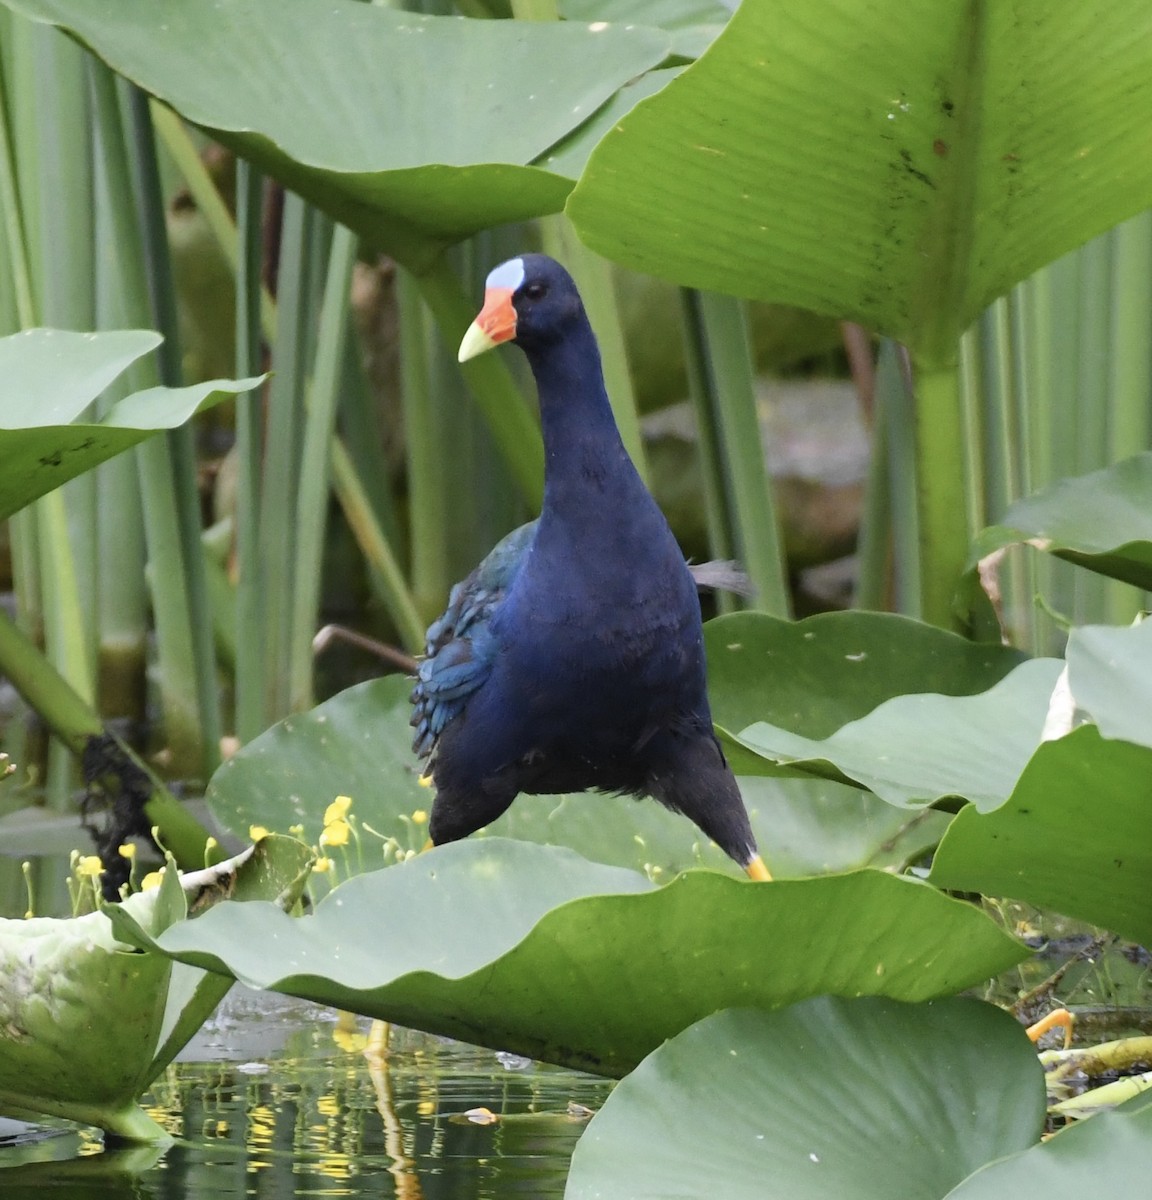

{"left": 0, "top": 836, "right": 311, "bottom": 1141}
{"left": 704, "top": 611, "right": 1027, "bottom": 769}
{"left": 0, "top": 328, "right": 262, "bottom": 522}
{"left": 565, "top": 997, "right": 1045, "bottom": 1200}
{"left": 1065, "top": 618, "right": 1152, "bottom": 750}
{"left": 8, "top": 0, "right": 670, "bottom": 270}
{"left": 735, "top": 657, "right": 1064, "bottom": 810}
{"left": 560, "top": 0, "right": 730, "bottom": 60}
{"left": 929, "top": 725, "right": 1152, "bottom": 946}
{"left": 957, "top": 454, "right": 1152, "bottom": 629}
{"left": 944, "top": 1088, "right": 1152, "bottom": 1198}
{"left": 205, "top": 674, "right": 945, "bottom": 880}
{"left": 123, "top": 838, "right": 1028, "bottom": 1077}
{"left": 568, "top": 0, "right": 1152, "bottom": 366}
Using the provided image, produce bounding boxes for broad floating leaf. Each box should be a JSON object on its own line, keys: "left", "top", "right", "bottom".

{"left": 131, "top": 839, "right": 1028, "bottom": 1077}
{"left": 944, "top": 1088, "right": 1152, "bottom": 1198}
{"left": 930, "top": 725, "right": 1152, "bottom": 947}
{"left": 0, "top": 837, "right": 312, "bottom": 1141}
{"left": 735, "top": 657, "right": 1064, "bottom": 810}
{"left": 704, "top": 610, "right": 1026, "bottom": 775}
{"left": 7, "top": 0, "right": 671, "bottom": 269}
{"left": 0, "top": 328, "right": 262, "bottom": 522}
{"left": 567, "top": 0, "right": 1152, "bottom": 366}
{"left": 957, "top": 454, "right": 1152, "bottom": 630}
{"left": 205, "top": 674, "right": 943, "bottom": 880}
{"left": 566, "top": 997, "right": 1045, "bottom": 1200}
{"left": 1065, "top": 618, "right": 1152, "bottom": 750}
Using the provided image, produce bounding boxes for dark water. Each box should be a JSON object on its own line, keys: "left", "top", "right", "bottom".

{"left": 0, "top": 989, "right": 613, "bottom": 1198}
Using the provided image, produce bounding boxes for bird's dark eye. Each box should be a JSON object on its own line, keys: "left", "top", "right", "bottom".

{"left": 523, "top": 281, "right": 547, "bottom": 301}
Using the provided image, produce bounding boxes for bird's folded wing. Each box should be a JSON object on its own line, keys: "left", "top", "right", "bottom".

{"left": 409, "top": 520, "right": 537, "bottom": 760}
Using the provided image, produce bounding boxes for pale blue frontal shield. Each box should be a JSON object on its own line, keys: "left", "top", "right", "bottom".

{"left": 486, "top": 258, "right": 525, "bottom": 292}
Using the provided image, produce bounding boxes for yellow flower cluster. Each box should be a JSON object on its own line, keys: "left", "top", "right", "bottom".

{"left": 319, "top": 795, "right": 353, "bottom": 848}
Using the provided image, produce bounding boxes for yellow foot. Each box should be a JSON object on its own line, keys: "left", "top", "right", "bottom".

{"left": 745, "top": 855, "right": 773, "bottom": 882}
{"left": 1026, "top": 1007, "right": 1073, "bottom": 1049}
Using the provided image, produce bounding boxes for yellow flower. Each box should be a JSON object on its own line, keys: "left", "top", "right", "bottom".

{"left": 411, "top": 809, "right": 428, "bottom": 825}
{"left": 319, "top": 820, "right": 350, "bottom": 848}
{"left": 141, "top": 869, "right": 165, "bottom": 891}
{"left": 76, "top": 856, "right": 104, "bottom": 878}
{"left": 249, "top": 825, "right": 270, "bottom": 842}
{"left": 323, "top": 795, "right": 352, "bottom": 825}
{"left": 314, "top": 856, "right": 333, "bottom": 873}
{"left": 118, "top": 843, "right": 137, "bottom": 860}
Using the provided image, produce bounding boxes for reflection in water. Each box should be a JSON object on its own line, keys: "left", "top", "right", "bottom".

{"left": 0, "top": 989, "right": 612, "bottom": 1199}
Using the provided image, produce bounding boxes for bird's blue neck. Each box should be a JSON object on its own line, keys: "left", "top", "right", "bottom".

{"left": 523, "top": 318, "right": 642, "bottom": 515}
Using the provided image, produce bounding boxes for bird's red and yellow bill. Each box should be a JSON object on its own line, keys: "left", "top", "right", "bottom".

{"left": 458, "top": 287, "right": 517, "bottom": 362}
{"left": 745, "top": 855, "right": 772, "bottom": 882}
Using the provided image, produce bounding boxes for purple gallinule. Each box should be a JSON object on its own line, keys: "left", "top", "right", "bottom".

{"left": 410, "top": 254, "right": 770, "bottom": 881}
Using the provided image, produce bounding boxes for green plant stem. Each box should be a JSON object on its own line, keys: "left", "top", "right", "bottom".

{"left": 289, "top": 224, "right": 358, "bottom": 711}
{"left": 1108, "top": 212, "right": 1152, "bottom": 460}
{"left": 0, "top": 606, "right": 219, "bottom": 868}
{"left": 122, "top": 83, "right": 221, "bottom": 778}
{"left": 680, "top": 290, "right": 736, "bottom": 613}
{"left": 330, "top": 438, "right": 427, "bottom": 654}
{"left": 874, "top": 341, "right": 920, "bottom": 618}
{"left": 260, "top": 192, "right": 313, "bottom": 717}
{"left": 680, "top": 289, "right": 790, "bottom": 618}
{"left": 413, "top": 254, "right": 544, "bottom": 508}
{"left": 150, "top": 100, "right": 277, "bottom": 342}
{"left": 854, "top": 346, "right": 891, "bottom": 612}
{"left": 398, "top": 266, "right": 450, "bottom": 622}
{"left": 233, "top": 158, "right": 267, "bottom": 743}
{"left": 911, "top": 360, "right": 969, "bottom": 630}
{"left": 0, "top": 42, "right": 36, "bottom": 328}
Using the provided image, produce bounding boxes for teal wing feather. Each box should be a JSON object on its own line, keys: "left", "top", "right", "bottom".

{"left": 409, "top": 520, "right": 537, "bottom": 762}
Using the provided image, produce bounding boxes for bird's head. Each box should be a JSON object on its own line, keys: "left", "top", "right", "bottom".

{"left": 458, "top": 254, "right": 583, "bottom": 362}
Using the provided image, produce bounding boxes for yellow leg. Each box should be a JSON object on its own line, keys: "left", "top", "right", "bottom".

{"left": 1026, "top": 1007, "right": 1073, "bottom": 1049}
{"left": 745, "top": 854, "right": 772, "bottom": 882}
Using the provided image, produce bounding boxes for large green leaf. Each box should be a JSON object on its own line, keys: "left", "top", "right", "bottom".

{"left": 6, "top": 0, "right": 670, "bottom": 270}
{"left": 567, "top": 0, "right": 1152, "bottom": 366}
{"left": 0, "top": 328, "right": 262, "bottom": 522}
{"left": 205, "top": 674, "right": 944, "bottom": 879}
{"left": 566, "top": 997, "right": 1045, "bottom": 1200}
{"left": 1065, "top": 618, "right": 1152, "bottom": 750}
{"left": 944, "top": 1089, "right": 1152, "bottom": 1198}
{"left": 704, "top": 611, "right": 1027, "bottom": 752}
{"left": 125, "top": 839, "right": 1028, "bottom": 1077}
{"left": 735, "top": 657, "right": 1064, "bottom": 810}
{"left": 957, "top": 455, "right": 1152, "bottom": 630}
{"left": 929, "top": 725, "right": 1152, "bottom": 946}
{"left": 0, "top": 837, "right": 311, "bottom": 1141}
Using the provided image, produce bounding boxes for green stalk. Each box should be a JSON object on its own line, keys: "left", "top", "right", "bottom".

{"left": 680, "top": 290, "right": 790, "bottom": 618}
{"left": 1108, "top": 213, "right": 1152, "bottom": 457}
{"left": 854, "top": 346, "right": 891, "bottom": 613}
{"left": 413, "top": 253, "right": 544, "bottom": 508}
{"left": 874, "top": 341, "right": 920, "bottom": 618}
{"left": 1105, "top": 214, "right": 1152, "bottom": 624}
{"left": 150, "top": 101, "right": 277, "bottom": 343}
{"left": 911, "top": 360, "right": 968, "bottom": 630}
{"left": 125, "top": 82, "right": 221, "bottom": 777}
{"left": 398, "top": 266, "right": 451, "bottom": 621}
{"left": 259, "top": 192, "right": 313, "bottom": 716}
{"left": 539, "top": 217, "right": 647, "bottom": 481}
{"left": 680, "top": 289, "right": 736, "bottom": 612}
{"left": 330, "top": 438, "right": 427, "bottom": 654}
{"left": 232, "top": 158, "right": 267, "bottom": 743}
{"left": 288, "top": 224, "right": 358, "bottom": 711}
